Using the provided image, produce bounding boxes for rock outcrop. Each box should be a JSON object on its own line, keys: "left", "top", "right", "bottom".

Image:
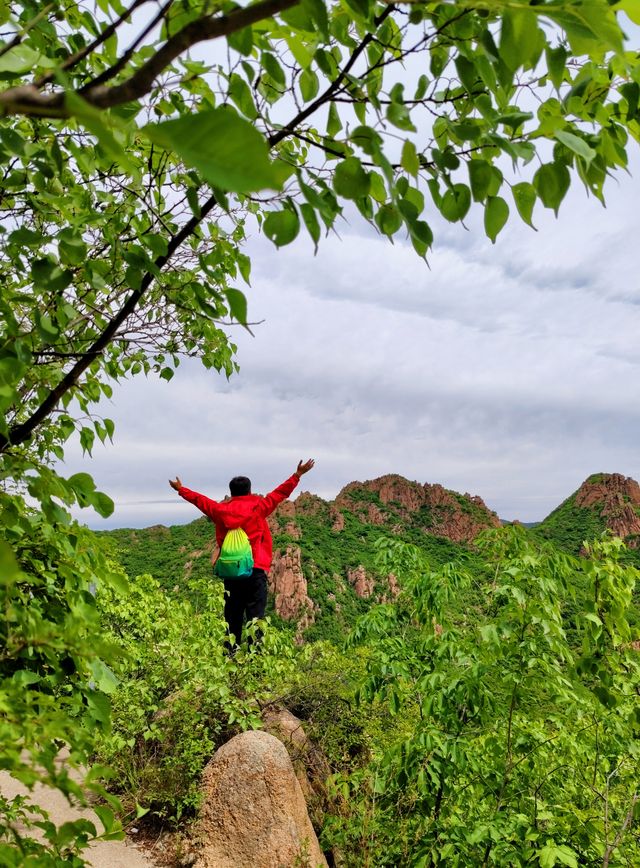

{"left": 347, "top": 564, "right": 375, "bottom": 598}
{"left": 335, "top": 474, "right": 500, "bottom": 543}
{"left": 270, "top": 546, "right": 316, "bottom": 633}
{"left": 262, "top": 708, "right": 331, "bottom": 825}
{"left": 195, "top": 731, "right": 327, "bottom": 868}
{"left": 575, "top": 474, "right": 640, "bottom": 542}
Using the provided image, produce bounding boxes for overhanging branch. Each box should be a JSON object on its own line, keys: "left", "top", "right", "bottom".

{"left": 0, "top": 0, "right": 299, "bottom": 118}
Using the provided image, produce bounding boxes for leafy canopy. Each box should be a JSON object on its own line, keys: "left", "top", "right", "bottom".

{"left": 1, "top": 0, "right": 639, "bottom": 862}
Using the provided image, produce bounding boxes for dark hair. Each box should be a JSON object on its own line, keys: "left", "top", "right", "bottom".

{"left": 229, "top": 476, "right": 251, "bottom": 496}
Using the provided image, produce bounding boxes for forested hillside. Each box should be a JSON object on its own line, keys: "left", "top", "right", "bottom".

{"left": 101, "top": 474, "right": 499, "bottom": 641}
{"left": 103, "top": 472, "right": 640, "bottom": 639}
{"left": 91, "top": 491, "right": 640, "bottom": 866}
{"left": 536, "top": 473, "right": 640, "bottom": 567}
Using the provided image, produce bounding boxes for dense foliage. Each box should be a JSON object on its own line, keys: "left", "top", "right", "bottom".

{"left": 324, "top": 530, "right": 640, "bottom": 866}
{"left": 94, "top": 572, "right": 300, "bottom": 820}
{"left": 2, "top": 0, "right": 640, "bottom": 862}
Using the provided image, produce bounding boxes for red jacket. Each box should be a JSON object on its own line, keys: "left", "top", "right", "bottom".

{"left": 178, "top": 474, "right": 300, "bottom": 572}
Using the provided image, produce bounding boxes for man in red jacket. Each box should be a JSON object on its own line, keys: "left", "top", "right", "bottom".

{"left": 169, "top": 459, "right": 315, "bottom": 647}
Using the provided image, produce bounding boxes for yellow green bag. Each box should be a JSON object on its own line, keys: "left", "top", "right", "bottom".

{"left": 214, "top": 528, "right": 254, "bottom": 578}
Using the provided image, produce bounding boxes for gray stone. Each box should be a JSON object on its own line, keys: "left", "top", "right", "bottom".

{"left": 195, "top": 730, "right": 327, "bottom": 868}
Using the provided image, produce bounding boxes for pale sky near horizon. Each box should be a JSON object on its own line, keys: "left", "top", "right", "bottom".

{"left": 61, "top": 146, "right": 640, "bottom": 530}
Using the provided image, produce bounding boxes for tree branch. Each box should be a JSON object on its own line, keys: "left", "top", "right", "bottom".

{"left": 0, "top": 0, "right": 299, "bottom": 118}
{"left": 34, "top": 0, "right": 151, "bottom": 88}
{"left": 268, "top": 5, "right": 396, "bottom": 149}
{"left": 0, "top": 5, "right": 397, "bottom": 453}
{"left": 0, "top": 3, "right": 56, "bottom": 59}
{"left": 0, "top": 193, "right": 219, "bottom": 452}
{"left": 79, "top": 0, "right": 174, "bottom": 93}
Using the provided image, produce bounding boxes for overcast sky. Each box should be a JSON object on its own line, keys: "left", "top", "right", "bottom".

{"left": 60, "top": 144, "right": 640, "bottom": 530}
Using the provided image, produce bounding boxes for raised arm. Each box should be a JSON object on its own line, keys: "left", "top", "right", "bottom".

{"left": 254, "top": 459, "right": 315, "bottom": 518}
{"left": 169, "top": 477, "right": 222, "bottom": 521}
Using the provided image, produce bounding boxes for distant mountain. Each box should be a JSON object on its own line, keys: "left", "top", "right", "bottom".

{"left": 536, "top": 473, "right": 640, "bottom": 564}
{"left": 101, "top": 474, "right": 500, "bottom": 642}
{"left": 101, "top": 472, "right": 640, "bottom": 642}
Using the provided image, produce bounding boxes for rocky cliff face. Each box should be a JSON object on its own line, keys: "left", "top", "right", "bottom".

{"left": 574, "top": 474, "right": 640, "bottom": 541}
{"left": 269, "top": 545, "right": 316, "bottom": 638}
{"left": 266, "top": 474, "right": 500, "bottom": 631}
{"left": 335, "top": 474, "right": 501, "bottom": 543}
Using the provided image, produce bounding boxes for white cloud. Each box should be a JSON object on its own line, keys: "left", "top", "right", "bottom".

{"left": 61, "top": 157, "right": 640, "bottom": 529}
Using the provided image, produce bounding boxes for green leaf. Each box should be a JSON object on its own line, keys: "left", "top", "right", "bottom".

{"left": 92, "top": 491, "right": 114, "bottom": 518}
{"left": 511, "top": 182, "right": 536, "bottom": 228}
{"left": 86, "top": 690, "right": 111, "bottom": 725}
{"left": 90, "top": 660, "right": 119, "bottom": 694}
{"left": 0, "top": 540, "right": 19, "bottom": 584}
{"left": 537, "top": 844, "right": 578, "bottom": 868}
{"left": 333, "top": 157, "right": 370, "bottom": 199}
{"left": 64, "top": 91, "right": 137, "bottom": 176}
{"left": 409, "top": 220, "right": 433, "bottom": 256}
{"left": 468, "top": 159, "right": 493, "bottom": 202}
{"left": 455, "top": 56, "right": 478, "bottom": 93}
{"left": 302, "top": 0, "right": 329, "bottom": 40}
{"left": 227, "top": 26, "right": 253, "bottom": 56}
{"left": 58, "top": 229, "right": 88, "bottom": 266}
{"left": 144, "top": 108, "right": 281, "bottom": 194}
{"left": 228, "top": 73, "right": 258, "bottom": 120}
{"left": 546, "top": 45, "right": 568, "bottom": 90}
{"left": 554, "top": 130, "right": 597, "bottom": 165}
{"left": 401, "top": 140, "right": 419, "bottom": 177}
{"left": 534, "top": 162, "right": 570, "bottom": 214}
{"left": 386, "top": 101, "right": 416, "bottom": 132}
{"left": 375, "top": 203, "right": 402, "bottom": 236}
{"left": 299, "top": 68, "right": 319, "bottom": 102}
{"left": 439, "top": 184, "right": 471, "bottom": 222}
{"left": 286, "top": 35, "right": 313, "bottom": 69}
{"left": 615, "top": 0, "right": 640, "bottom": 23}
{"left": 300, "top": 203, "right": 321, "bottom": 250}
{"left": 549, "top": 1, "right": 622, "bottom": 54}
{"left": 263, "top": 209, "right": 300, "bottom": 247}
{"left": 484, "top": 196, "right": 509, "bottom": 243}
{"left": 327, "top": 101, "right": 342, "bottom": 137}
{"left": 500, "top": 10, "right": 539, "bottom": 70}
{"left": 225, "top": 287, "right": 248, "bottom": 324}
{"left": 68, "top": 472, "right": 96, "bottom": 497}
{"left": 262, "top": 53, "right": 286, "bottom": 87}
{"left": 0, "top": 44, "right": 55, "bottom": 74}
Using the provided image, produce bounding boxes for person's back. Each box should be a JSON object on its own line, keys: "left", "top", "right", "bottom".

{"left": 169, "top": 460, "right": 315, "bottom": 647}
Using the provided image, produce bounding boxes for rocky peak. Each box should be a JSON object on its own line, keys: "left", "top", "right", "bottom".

{"left": 334, "top": 474, "right": 500, "bottom": 544}
{"left": 575, "top": 473, "right": 640, "bottom": 540}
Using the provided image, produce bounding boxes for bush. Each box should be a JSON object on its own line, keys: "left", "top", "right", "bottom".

{"left": 94, "top": 573, "right": 299, "bottom": 821}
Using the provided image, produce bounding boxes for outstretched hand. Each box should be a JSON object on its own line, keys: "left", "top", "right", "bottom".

{"left": 296, "top": 458, "right": 315, "bottom": 477}
{"left": 169, "top": 477, "right": 183, "bottom": 491}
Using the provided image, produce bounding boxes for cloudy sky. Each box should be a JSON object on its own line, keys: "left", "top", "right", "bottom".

{"left": 61, "top": 143, "right": 640, "bottom": 530}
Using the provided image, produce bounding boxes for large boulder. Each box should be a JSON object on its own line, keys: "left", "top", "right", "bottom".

{"left": 194, "top": 730, "right": 328, "bottom": 868}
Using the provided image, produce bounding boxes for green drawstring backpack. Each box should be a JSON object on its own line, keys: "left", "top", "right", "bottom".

{"left": 214, "top": 528, "right": 254, "bottom": 578}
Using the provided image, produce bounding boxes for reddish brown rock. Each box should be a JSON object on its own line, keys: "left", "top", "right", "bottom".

{"left": 270, "top": 546, "right": 316, "bottom": 635}
{"left": 330, "top": 508, "right": 344, "bottom": 532}
{"left": 347, "top": 565, "right": 375, "bottom": 598}
{"left": 575, "top": 474, "right": 640, "bottom": 541}
{"left": 387, "top": 572, "right": 400, "bottom": 599}
{"left": 335, "top": 474, "right": 499, "bottom": 543}
{"left": 422, "top": 482, "right": 500, "bottom": 543}
{"left": 195, "top": 731, "right": 327, "bottom": 868}
{"left": 295, "top": 492, "right": 326, "bottom": 516}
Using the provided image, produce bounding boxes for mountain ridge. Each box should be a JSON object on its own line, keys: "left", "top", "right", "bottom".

{"left": 101, "top": 472, "right": 640, "bottom": 641}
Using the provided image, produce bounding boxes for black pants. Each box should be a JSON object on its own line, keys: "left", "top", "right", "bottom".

{"left": 223, "top": 568, "right": 268, "bottom": 648}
